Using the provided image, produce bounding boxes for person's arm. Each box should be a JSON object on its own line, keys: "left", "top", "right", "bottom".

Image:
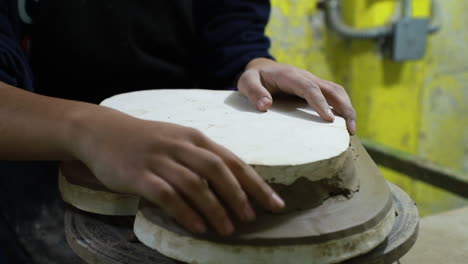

{"left": 0, "top": 2, "right": 284, "bottom": 236}
{"left": 195, "top": 0, "right": 357, "bottom": 134}
{"left": 0, "top": 81, "right": 285, "bottom": 235}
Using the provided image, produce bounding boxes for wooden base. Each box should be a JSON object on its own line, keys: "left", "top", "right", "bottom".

{"left": 64, "top": 183, "right": 418, "bottom": 264}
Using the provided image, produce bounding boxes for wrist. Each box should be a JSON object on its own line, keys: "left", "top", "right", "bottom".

{"left": 245, "top": 57, "right": 275, "bottom": 71}
{"left": 64, "top": 102, "right": 137, "bottom": 164}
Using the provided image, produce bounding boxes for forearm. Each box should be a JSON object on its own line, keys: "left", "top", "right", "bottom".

{"left": 0, "top": 81, "right": 99, "bottom": 160}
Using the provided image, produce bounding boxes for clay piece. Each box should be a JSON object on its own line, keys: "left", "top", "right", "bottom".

{"left": 59, "top": 161, "right": 139, "bottom": 216}
{"left": 100, "top": 90, "right": 350, "bottom": 185}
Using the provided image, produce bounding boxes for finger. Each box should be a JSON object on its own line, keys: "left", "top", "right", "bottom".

{"left": 137, "top": 173, "right": 207, "bottom": 234}
{"left": 237, "top": 70, "right": 273, "bottom": 112}
{"left": 219, "top": 147, "right": 286, "bottom": 213}
{"left": 299, "top": 70, "right": 356, "bottom": 134}
{"left": 188, "top": 137, "right": 285, "bottom": 213}
{"left": 290, "top": 75, "right": 335, "bottom": 122}
{"left": 315, "top": 80, "right": 357, "bottom": 135}
{"left": 154, "top": 160, "right": 235, "bottom": 236}
{"left": 176, "top": 143, "right": 259, "bottom": 221}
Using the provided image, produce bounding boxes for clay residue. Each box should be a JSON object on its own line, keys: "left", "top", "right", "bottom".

{"left": 251, "top": 147, "right": 349, "bottom": 185}
{"left": 266, "top": 150, "right": 360, "bottom": 213}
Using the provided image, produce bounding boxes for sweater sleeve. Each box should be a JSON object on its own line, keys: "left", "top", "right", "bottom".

{"left": 0, "top": 0, "right": 33, "bottom": 91}
{"left": 194, "top": 0, "right": 274, "bottom": 89}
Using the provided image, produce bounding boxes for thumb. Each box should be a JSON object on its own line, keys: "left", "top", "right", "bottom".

{"left": 237, "top": 70, "right": 273, "bottom": 112}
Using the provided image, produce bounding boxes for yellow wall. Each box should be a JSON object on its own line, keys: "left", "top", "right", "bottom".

{"left": 266, "top": 0, "right": 468, "bottom": 216}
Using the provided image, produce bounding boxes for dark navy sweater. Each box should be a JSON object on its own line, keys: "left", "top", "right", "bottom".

{"left": 0, "top": 0, "right": 273, "bottom": 101}
{"left": 0, "top": 0, "right": 33, "bottom": 90}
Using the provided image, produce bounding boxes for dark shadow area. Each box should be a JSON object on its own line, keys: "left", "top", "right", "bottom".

{"left": 224, "top": 93, "right": 329, "bottom": 123}
{"left": 268, "top": 95, "right": 329, "bottom": 123}
{"left": 0, "top": 161, "right": 83, "bottom": 264}
{"left": 223, "top": 92, "right": 259, "bottom": 113}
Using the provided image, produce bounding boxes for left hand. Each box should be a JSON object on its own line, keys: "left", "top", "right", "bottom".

{"left": 237, "top": 58, "right": 357, "bottom": 135}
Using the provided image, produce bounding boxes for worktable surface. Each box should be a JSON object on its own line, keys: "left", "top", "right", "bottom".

{"left": 400, "top": 206, "right": 468, "bottom": 264}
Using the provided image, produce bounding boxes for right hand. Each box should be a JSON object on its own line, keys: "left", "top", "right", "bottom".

{"left": 70, "top": 107, "right": 285, "bottom": 236}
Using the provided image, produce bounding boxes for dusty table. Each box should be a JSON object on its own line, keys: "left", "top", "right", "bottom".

{"left": 400, "top": 206, "right": 468, "bottom": 264}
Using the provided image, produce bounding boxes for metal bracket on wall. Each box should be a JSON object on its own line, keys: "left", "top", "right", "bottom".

{"left": 362, "top": 139, "right": 468, "bottom": 200}
{"left": 320, "top": 0, "right": 442, "bottom": 61}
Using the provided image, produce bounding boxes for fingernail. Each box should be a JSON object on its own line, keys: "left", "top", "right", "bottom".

{"left": 328, "top": 109, "right": 335, "bottom": 120}
{"left": 271, "top": 192, "right": 285, "bottom": 209}
{"left": 243, "top": 205, "right": 256, "bottom": 222}
{"left": 349, "top": 120, "right": 357, "bottom": 135}
{"left": 193, "top": 222, "right": 206, "bottom": 234}
{"left": 222, "top": 220, "right": 235, "bottom": 236}
{"left": 256, "top": 97, "right": 271, "bottom": 111}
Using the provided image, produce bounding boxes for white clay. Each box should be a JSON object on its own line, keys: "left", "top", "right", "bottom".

{"left": 101, "top": 90, "right": 350, "bottom": 185}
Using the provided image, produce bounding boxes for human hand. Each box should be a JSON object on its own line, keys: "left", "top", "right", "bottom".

{"left": 237, "top": 58, "right": 357, "bottom": 135}
{"left": 70, "top": 108, "right": 285, "bottom": 236}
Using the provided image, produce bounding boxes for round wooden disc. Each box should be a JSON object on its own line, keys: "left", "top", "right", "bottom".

{"left": 64, "top": 183, "right": 418, "bottom": 264}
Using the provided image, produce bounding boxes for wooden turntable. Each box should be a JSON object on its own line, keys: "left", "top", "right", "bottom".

{"left": 59, "top": 90, "right": 419, "bottom": 264}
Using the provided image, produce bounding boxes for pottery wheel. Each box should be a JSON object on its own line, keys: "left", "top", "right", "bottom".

{"left": 62, "top": 90, "right": 417, "bottom": 263}
{"left": 64, "top": 183, "right": 418, "bottom": 264}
